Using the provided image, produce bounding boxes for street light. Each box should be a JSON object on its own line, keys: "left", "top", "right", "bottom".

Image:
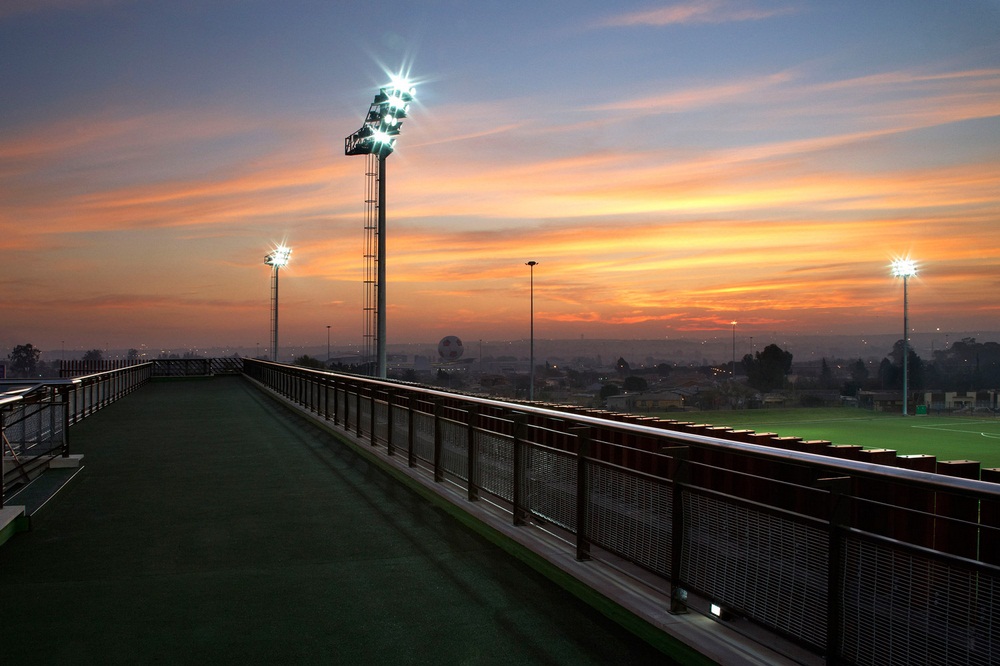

{"left": 346, "top": 75, "right": 415, "bottom": 379}
{"left": 326, "top": 325, "right": 331, "bottom": 365}
{"left": 526, "top": 261, "right": 538, "bottom": 401}
{"left": 891, "top": 258, "right": 917, "bottom": 415}
{"left": 264, "top": 245, "right": 292, "bottom": 362}
{"left": 731, "top": 321, "right": 737, "bottom": 378}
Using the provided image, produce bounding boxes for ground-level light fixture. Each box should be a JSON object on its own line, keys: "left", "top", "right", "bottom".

{"left": 265, "top": 245, "right": 292, "bottom": 362}
{"left": 891, "top": 258, "right": 917, "bottom": 416}
{"left": 345, "top": 75, "right": 415, "bottom": 378}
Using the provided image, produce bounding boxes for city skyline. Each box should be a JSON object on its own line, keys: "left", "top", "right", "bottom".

{"left": 2, "top": 1, "right": 999, "bottom": 352}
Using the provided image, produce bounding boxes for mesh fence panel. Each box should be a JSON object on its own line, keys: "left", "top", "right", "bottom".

{"left": 588, "top": 464, "right": 672, "bottom": 577}
{"left": 526, "top": 447, "right": 577, "bottom": 531}
{"left": 439, "top": 419, "right": 468, "bottom": 481}
{"left": 358, "top": 397, "right": 372, "bottom": 437}
{"left": 390, "top": 404, "right": 408, "bottom": 450}
{"left": 840, "top": 536, "right": 998, "bottom": 666}
{"left": 681, "top": 491, "right": 829, "bottom": 650}
{"left": 412, "top": 411, "right": 434, "bottom": 464}
{"left": 374, "top": 400, "right": 389, "bottom": 444}
{"left": 474, "top": 430, "right": 514, "bottom": 502}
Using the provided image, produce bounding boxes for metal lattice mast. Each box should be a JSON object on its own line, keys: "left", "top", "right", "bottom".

{"left": 345, "top": 75, "right": 414, "bottom": 379}
{"left": 362, "top": 153, "right": 379, "bottom": 373}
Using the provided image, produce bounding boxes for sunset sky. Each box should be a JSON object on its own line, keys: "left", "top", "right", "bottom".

{"left": 2, "top": 1, "right": 999, "bottom": 358}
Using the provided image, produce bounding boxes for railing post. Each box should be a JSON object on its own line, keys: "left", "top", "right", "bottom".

{"left": 369, "top": 386, "right": 378, "bottom": 447}
{"left": 818, "top": 475, "right": 851, "bottom": 663}
{"left": 571, "top": 425, "right": 592, "bottom": 561}
{"left": 59, "top": 385, "right": 70, "bottom": 458}
{"left": 433, "top": 399, "right": 443, "bottom": 483}
{"left": 407, "top": 394, "right": 417, "bottom": 468}
{"left": 512, "top": 412, "right": 529, "bottom": 526}
{"left": 354, "top": 382, "right": 362, "bottom": 438}
{"left": 467, "top": 405, "right": 479, "bottom": 502}
{"left": 669, "top": 446, "right": 690, "bottom": 614}
{"left": 386, "top": 389, "right": 395, "bottom": 457}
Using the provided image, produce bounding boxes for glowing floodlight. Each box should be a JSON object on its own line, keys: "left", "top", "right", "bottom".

{"left": 891, "top": 258, "right": 917, "bottom": 278}
{"left": 265, "top": 245, "right": 292, "bottom": 268}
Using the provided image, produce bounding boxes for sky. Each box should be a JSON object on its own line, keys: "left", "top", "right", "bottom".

{"left": 2, "top": 0, "right": 999, "bottom": 358}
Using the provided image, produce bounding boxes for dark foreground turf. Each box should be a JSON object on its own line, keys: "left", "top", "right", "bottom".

{"left": 0, "top": 377, "right": 675, "bottom": 665}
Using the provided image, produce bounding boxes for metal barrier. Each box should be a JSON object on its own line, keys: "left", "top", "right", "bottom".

{"left": 2, "top": 363, "right": 152, "bottom": 507}
{"left": 244, "top": 358, "right": 1000, "bottom": 666}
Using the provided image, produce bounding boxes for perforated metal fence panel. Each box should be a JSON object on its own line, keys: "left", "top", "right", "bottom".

{"left": 588, "top": 464, "right": 672, "bottom": 577}
{"left": 681, "top": 490, "right": 829, "bottom": 650}
{"left": 526, "top": 447, "right": 577, "bottom": 531}
{"left": 474, "top": 430, "right": 514, "bottom": 502}
{"left": 840, "top": 536, "right": 998, "bottom": 666}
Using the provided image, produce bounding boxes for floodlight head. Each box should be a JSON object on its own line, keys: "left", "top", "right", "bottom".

{"left": 265, "top": 245, "right": 292, "bottom": 268}
{"left": 891, "top": 258, "right": 917, "bottom": 278}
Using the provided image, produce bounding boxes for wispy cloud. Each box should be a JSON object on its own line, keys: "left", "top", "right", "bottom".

{"left": 597, "top": 1, "right": 798, "bottom": 28}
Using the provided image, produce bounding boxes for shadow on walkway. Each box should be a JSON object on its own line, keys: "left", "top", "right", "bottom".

{"left": 0, "top": 377, "right": 674, "bottom": 665}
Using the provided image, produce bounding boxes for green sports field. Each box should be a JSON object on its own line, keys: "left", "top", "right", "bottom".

{"left": 653, "top": 408, "right": 1000, "bottom": 470}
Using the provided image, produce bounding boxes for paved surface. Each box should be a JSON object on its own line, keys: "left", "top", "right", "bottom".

{"left": 0, "top": 377, "right": 677, "bottom": 665}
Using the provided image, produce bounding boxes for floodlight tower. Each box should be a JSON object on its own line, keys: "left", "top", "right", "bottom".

{"left": 891, "top": 258, "right": 917, "bottom": 415}
{"left": 526, "top": 261, "right": 538, "bottom": 401}
{"left": 345, "top": 75, "right": 415, "bottom": 378}
{"left": 264, "top": 245, "right": 292, "bottom": 362}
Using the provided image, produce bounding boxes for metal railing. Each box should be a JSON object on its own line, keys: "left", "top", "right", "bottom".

{"left": 2, "top": 363, "right": 152, "bottom": 507}
{"left": 244, "top": 358, "right": 1000, "bottom": 666}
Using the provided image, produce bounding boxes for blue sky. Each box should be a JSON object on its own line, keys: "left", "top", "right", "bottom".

{"left": 2, "top": 1, "right": 999, "bottom": 357}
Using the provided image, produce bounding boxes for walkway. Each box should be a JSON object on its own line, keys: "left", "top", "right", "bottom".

{"left": 0, "top": 377, "right": 676, "bottom": 665}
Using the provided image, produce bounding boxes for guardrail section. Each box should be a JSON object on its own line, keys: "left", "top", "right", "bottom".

{"left": 244, "top": 358, "right": 1000, "bottom": 666}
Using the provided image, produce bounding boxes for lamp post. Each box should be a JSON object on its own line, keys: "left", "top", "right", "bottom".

{"left": 264, "top": 245, "right": 292, "bottom": 363}
{"left": 526, "top": 261, "right": 537, "bottom": 401}
{"left": 731, "top": 321, "right": 737, "bottom": 378}
{"left": 346, "top": 75, "right": 415, "bottom": 379}
{"left": 891, "top": 258, "right": 917, "bottom": 415}
{"left": 326, "top": 325, "right": 331, "bottom": 365}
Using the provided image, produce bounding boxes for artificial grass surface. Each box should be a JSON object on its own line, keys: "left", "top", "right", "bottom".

{"left": 659, "top": 407, "right": 1000, "bottom": 469}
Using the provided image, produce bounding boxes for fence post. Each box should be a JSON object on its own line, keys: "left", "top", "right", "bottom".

{"left": 669, "top": 446, "right": 690, "bottom": 614}
{"left": 467, "top": 405, "right": 479, "bottom": 502}
{"left": 433, "top": 399, "right": 443, "bottom": 483}
{"left": 407, "top": 394, "right": 416, "bottom": 468}
{"left": 354, "top": 382, "right": 362, "bottom": 438}
{"left": 386, "top": 389, "right": 395, "bottom": 457}
{"left": 817, "top": 475, "right": 851, "bottom": 661}
{"left": 571, "top": 425, "right": 591, "bottom": 561}
{"left": 512, "top": 412, "right": 529, "bottom": 526}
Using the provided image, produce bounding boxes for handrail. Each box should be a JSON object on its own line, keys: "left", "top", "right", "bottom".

{"left": 243, "top": 358, "right": 1000, "bottom": 666}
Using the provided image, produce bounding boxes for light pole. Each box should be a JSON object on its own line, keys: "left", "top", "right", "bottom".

{"left": 892, "top": 258, "right": 917, "bottom": 415}
{"left": 731, "top": 321, "right": 737, "bottom": 378}
{"left": 526, "top": 261, "right": 537, "bottom": 401}
{"left": 264, "top": 245, "right": 292, "bottom": 363}
{"left": 346, "top": 75, "right": 415, "bottom": 378}
{"left": 326, "top": 325, "right": 331, "bottom": 365}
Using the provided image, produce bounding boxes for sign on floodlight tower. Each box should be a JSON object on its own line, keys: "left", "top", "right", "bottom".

{"left": 345, "top": 75, "right": 415, "bottom": 378}
{"left": 264, "top": 245, "right": 291, "bottom": 363}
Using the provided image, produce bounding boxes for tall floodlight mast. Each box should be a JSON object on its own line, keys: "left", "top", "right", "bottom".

{"left": 891, "top": 258, "right": 917, "bottom": 416}
{"left": 345, "top": 75, "right": 415, "bottom": 378}
{"left": 264, "top": 245, "right": 292, "bottom": 362}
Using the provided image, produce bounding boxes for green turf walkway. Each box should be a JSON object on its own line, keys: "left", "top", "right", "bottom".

{"left": 0, "top": 377, "right": 673, "bottom": 665}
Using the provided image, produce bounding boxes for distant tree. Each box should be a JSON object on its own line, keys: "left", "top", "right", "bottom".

{"left": 819, "top": 358, "right": 834, "bottom": 388}
{"left": 294, "top": 355, "right": 325, "bottom": 369}
{"left": 878, "top": 358, "right": 896, "bottom": 389}
{"left": 82, "top": 349, "right": 103, "bottom": 362}
{"left": 8, "top": 343, "right": 41, "bottom": 378}
{"left": 127, "top": 348, "right": 140, "bottom": 360}
{"left": 622, "top": 376, "right": 648, "bottom": 392}
{"left": 655, "top": 363, "right": 672, "bottom": 379}
{"left": 616, "top": 357, "right": 630, "bottom": 374}
{"left": 842, "top": 358, "right": 869, "bottom": 397}
{"left": 600, "top": 384, "right": 620, "bottom": 400}
{"left": 741, "top": 344, "right": 793, "bottom": 392}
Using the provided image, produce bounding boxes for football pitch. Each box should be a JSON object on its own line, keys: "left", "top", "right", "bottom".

{"left": 655, "top": 408, "right": 1000, "bottom": 470}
